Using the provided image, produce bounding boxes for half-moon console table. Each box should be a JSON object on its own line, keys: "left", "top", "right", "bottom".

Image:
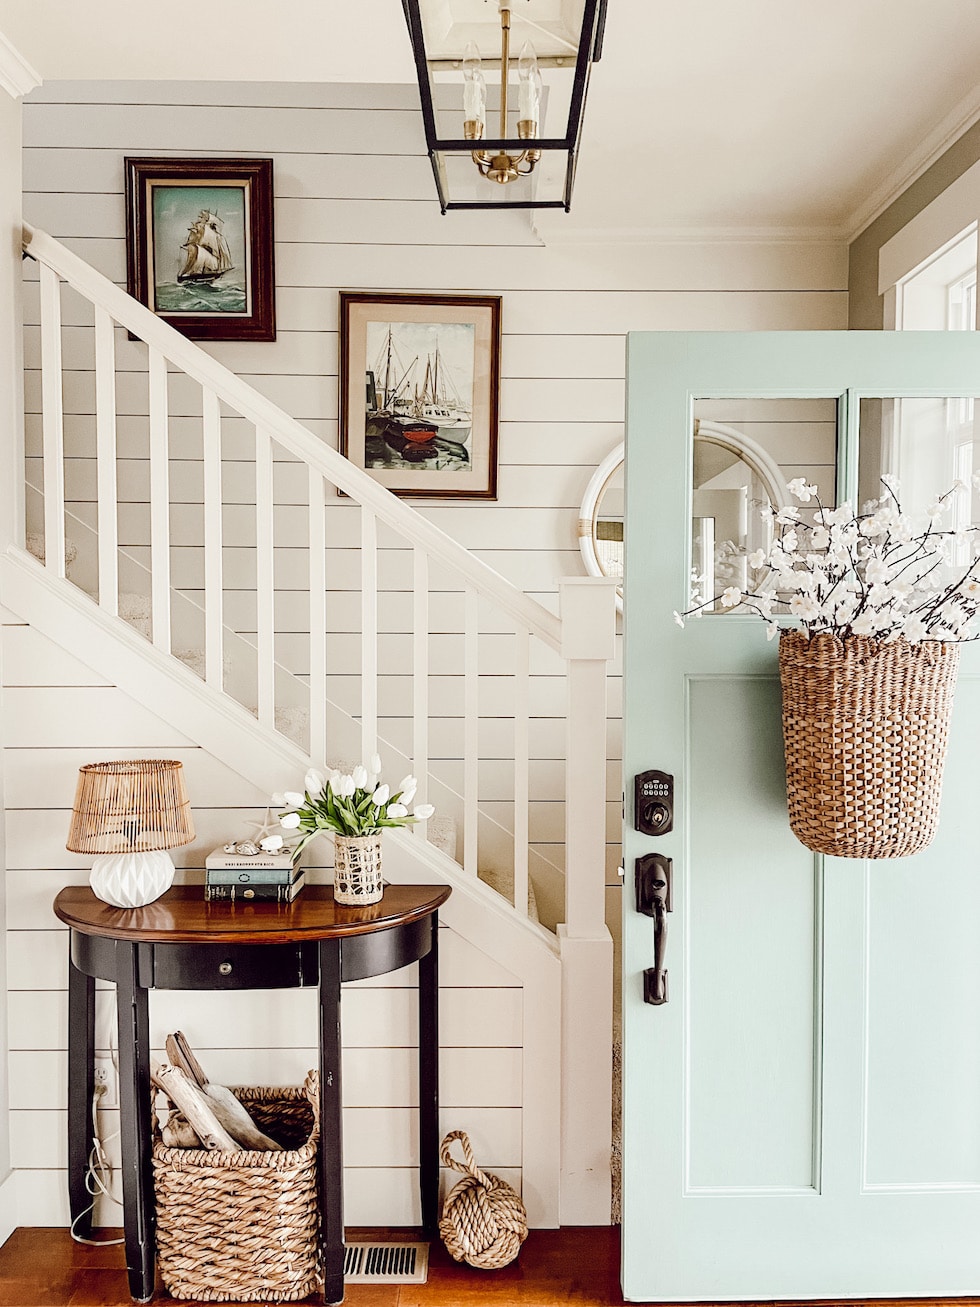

{"left": 53, "top": 883, "right": 452, "bottom": 1304}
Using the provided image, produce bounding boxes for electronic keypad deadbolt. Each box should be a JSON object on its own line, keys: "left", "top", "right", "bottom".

{"left": 634, "top": 770, "right": 674, "bottom": 836}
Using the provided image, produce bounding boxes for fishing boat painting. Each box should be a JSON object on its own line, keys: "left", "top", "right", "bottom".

{"left": 340, "top": 292, "right": 501, "bottom": 499}
{"left": 363, "top": 319, "right": 475, "bottom": 473}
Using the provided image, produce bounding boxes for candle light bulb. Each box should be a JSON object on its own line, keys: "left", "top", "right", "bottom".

{"left": 462, "top": 41, "right": 486, "bottom": 130}
{"left": 517, "top": 41, "right": 541, "bottom": 130}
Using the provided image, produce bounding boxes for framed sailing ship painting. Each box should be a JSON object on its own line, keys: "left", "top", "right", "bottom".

{"left": 340, "top": 292, "right": 500, "bottom": 499}
{"left": 125, "top": 158, "right": 276, "bottom": 341}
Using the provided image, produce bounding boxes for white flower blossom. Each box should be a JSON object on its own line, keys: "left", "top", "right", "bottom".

{"left": 370, "top": 753, "right": 383, "bottom": 777}
{"left": 720, "top": 587, "right": 742, "bottom": 608}
{"left": 747, "top": 549, "right": 767, "bottom": 570}
{"left": 865, "top": 558, "right": 892, "bottom": 583}
{"left": 260, "top": 835, "right": 284, "bottom": 852}
{"left": 766, "top": 622, "right": 780, "bottom": 641}
{"left": 281, "top": 811, "right": 302, "bottom": 829}
{"left": 851, "top": 612, "right": 877, "bottom": 636}
{"left": 787, "top": 477, "right": 818, "bottom": 502}
{"left": 789, "top": 594, "right": 820, "bottom": 621}
{"left": 413, "top": 803, "right": 436, "bottom": 820}
{"left": 387, "top": 803, "right": 408, "bottom": 819}
{"left": 776, "top": 505, "right": 801, "bottom": 524}
{"left": 351, "top": 765, "right": 368, "bottom": 790}
{"left": 781, "top": 528, "right": 800, "bottom": 554}
{"left": 304, "top": 769, "right": 325, "bottom": 798}
{"left": 283, "top": 790, "right": 305, "bottom": 806}
{"left": 372, "top": 784, "right": 390, "bottom": 806}
{"left": 672, "top": 610, "right": 685, "bottom": 628}
{"left": 811, "top": 527, "right": 830, "bottom": 549}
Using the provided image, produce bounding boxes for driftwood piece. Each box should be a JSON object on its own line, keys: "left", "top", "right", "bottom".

{"left": 159, "top": 1111, "right": 201, "bottom": 1149}
{"left": 152, "top": 1064, "right": 240, "bottom": 1151}
{"left": 164, "top": 1030, "right": 283, "bottom": 1152}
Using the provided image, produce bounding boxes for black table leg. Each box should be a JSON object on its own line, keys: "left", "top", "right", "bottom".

{"left": 67, "top": 941, "right": 96, "bottom": 1239}
{"left": 319, "top": 939, "right": 345, "bottom": 1304}
{"left": 115, "top": 942, "right": 155, "bottom": 1302}
{"left": 418, "top": 915, "right": 440, "bottom": 1237}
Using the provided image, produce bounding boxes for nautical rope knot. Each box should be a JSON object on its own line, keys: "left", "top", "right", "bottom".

{"left": 438, "top": 1129, "right": 528, "bottom": 1270}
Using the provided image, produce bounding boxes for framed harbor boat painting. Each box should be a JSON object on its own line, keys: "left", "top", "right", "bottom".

{"left": 340, "top": 292, "right": 500, "bottom": 499}
{"left": 125, "top": 157, "right": 276, "bottom": 341}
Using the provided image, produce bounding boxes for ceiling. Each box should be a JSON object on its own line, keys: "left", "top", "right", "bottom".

{"left": 4, "top": 0, "right": 980, "bottom": 240}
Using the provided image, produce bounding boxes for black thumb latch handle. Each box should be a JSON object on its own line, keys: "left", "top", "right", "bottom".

{"left": 636, "top": 854, "right": 672, "bottom": 1006}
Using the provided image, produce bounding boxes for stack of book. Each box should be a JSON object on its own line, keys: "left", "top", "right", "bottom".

{"left": 204, "top": 846, "right": 304, "bottom": 903}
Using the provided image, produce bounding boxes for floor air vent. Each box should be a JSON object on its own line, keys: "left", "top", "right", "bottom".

{"left": 344, "top": 1241, "right": 429, "bottom": 1284}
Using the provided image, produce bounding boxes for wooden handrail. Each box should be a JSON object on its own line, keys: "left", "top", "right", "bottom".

{"left": 22, "top": 224, "right": 563, "bottom": 653}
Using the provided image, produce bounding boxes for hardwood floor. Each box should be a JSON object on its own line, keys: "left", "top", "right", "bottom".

{"left": 1, "top": 1227, "right": 979, "bottom": 1307}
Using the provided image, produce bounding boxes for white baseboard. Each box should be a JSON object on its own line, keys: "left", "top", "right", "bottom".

{"left": 0, "top": 1169, "right": 19, "bottom": 1247}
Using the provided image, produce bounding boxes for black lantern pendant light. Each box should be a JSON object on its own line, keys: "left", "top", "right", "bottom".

{"left": 402, "top": 0, "right": 607, "bottom": 212}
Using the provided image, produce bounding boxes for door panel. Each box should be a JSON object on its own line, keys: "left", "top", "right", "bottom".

{"left": 687, "top": 676, "right": 818, "bottom": 1194}
{"left": 622, "top": 331, "right": 980, "bottom": 1301}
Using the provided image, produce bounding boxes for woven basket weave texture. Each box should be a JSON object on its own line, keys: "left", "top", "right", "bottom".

{"left": 778, "top": 631, "right": 959, "bottom": 859}
{"left": 152, "top": 1072, "right": 320, "bottom": 1302}
{"left": 438, "top": 1129, "right": 528, "bottom": 1270}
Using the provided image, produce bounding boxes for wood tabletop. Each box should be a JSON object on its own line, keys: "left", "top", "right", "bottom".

{"left": 53, "top": 883, "right": 452, "bottom": 945}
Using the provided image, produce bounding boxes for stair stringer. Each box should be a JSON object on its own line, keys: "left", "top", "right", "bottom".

{"left": 1, "top": 543, "right": 563, "bottom": 1224}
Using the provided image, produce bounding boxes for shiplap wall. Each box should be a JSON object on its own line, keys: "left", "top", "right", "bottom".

{"left": 18, "top": 78, "right": 848, "bottom": 917}
{"left": 11, "top": 79, "right": 848, "bottom": 1221}
{"left": 3, "top": 614, "right": 528, "bottom": 1226}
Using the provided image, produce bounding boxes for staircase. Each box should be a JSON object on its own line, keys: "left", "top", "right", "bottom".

{"left": 9, "top": 224, "right": 617, "bottom": 1224}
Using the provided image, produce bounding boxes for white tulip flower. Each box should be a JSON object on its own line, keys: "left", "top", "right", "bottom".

{"left": 351, "top": 765, "right": 368, "bottom": 789}
{"left": 370, "top": 753, "right": 383, "bottom": 777}
{"left": 413, "top": 803, "right": 435, "bottom": 820}
{"left": 281, "top": 812, "right": 301, "bottom": 829}
{"left": 387, "top": 803, "right": 408, "bottom": 819}
{"left": 283, "top": 790, "right": 305, "bottom": 806}
{"left": 339, "top": 775, "right": 357, "bottom": 798}
{"left": 304, "top": 769, "right": 326, "bottom": 798}
{"left": 372, "top": 784, "right": 390, "bottom": 806}
{"left": 260, "top": 835, "right": 284, "bottom": 852}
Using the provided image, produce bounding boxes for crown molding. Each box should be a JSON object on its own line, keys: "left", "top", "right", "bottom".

{"left": 0, "top": 30, "right": 41, "bottom": 99}
{"left": 530, "top": 219, "right": 848, "bottom": 246}
{"left": 845, "top": 84, "right": 980, "bottom": 244}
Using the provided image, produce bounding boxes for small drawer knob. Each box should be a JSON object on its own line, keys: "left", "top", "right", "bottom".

{"left": 218, "top": 960, "right": 233, "bottom": 976}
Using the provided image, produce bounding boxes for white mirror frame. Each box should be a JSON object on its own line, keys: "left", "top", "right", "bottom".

{"left": 577, "top": 420, "right": 791, "bottom": 612}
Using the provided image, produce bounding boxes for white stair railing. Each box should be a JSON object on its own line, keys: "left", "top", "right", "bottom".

{"left": 21, "top": 224, "right": 618, "bottom": 941}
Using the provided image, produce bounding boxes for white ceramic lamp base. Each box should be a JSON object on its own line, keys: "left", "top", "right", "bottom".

{"left": 90, "top": 849, "right": 176, "bottom": 908}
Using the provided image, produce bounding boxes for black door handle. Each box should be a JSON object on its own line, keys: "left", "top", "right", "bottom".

{"left": 635, "top": 854, "right": 672, "bottom": 1005}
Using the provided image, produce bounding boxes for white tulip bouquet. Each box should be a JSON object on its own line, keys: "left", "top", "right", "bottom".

{"left": 675, "top": 473, "right": 980, "bottom": 643}
{"left": 266, "top": 755, "right": 435, "bottom": 859}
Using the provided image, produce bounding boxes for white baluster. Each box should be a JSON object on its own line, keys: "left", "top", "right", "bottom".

{"left": 202, "top": 387, "right": 223, "bottom": 688}
{"left": 309, "top": 467, "right": 327, "bottom": 764}
{"left": 39, "top": 263, "right": 66, "bottom": 578}
{"left": 513, "top": 625, "right": 530, "bottom": 916}
{"left": 93, "top": 306, "right": 118, "bottom": 614}
{"left": 464, "top": 587, "right": 479, "bottom": 878}
{"left": 413, "top": 547, "right": 430, "bottom": 842}
{"left": 255, "top": 428, "right": 275, "bottom": 730}
{"left": 361, "top": 507, "right": 378, "bottom": 764}
{"left": 148, "top": 347, "right": 171, "bottom": 653}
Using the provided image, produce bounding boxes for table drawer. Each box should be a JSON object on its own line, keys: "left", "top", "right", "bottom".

{"left": 149, "top": 940, "right": 318, "bottom": 990}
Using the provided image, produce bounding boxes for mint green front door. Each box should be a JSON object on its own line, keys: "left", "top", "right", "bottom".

{"left": 622, "top": 331, "right": 980, "bottom": 1301}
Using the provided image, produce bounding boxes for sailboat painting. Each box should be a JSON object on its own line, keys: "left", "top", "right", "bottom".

{"left": 125, "top": 158, "right": 276, "bottom": 341}
{"left": 341, "top": 293, "right": 501, "bottom": 499}
{"left": 151, "top": 185, "right": 248, "bottom": 316}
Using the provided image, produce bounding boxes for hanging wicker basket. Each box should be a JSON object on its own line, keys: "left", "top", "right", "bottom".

{"left": 438, "top": 1130, "right": 528, "bottom": 1270}
{"left": 778, "top": 631, "right": 960, "bottom": 859}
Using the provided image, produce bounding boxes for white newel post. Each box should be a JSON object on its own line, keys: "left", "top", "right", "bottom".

{"left": 558, "top": 576, "right": 618, "bottom": 1224}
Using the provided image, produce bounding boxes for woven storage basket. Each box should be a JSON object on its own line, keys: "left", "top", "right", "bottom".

{"left": 438, "top": 1129, "right": 528, "bottom": 1270}
{"left": 152, "top": 1071, "right": 320, "bottom": 1302}
{"left": 778, "top": 631, "right": 960, "bottom": 858}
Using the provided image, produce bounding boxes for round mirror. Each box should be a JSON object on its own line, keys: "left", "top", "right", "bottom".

{"left": 578, "top": 421, "right": 790, "bottom": 612}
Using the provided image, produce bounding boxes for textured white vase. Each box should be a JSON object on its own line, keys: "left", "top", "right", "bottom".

{"left": 90, "top": 849, "right": 176, "bottom": 908}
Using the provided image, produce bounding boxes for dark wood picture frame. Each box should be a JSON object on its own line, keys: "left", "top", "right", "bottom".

{"left": 125, "top": 157, "right": 276, "bottom": 342}
{"left": 340, "top": 291, "right": 501, "bottom": 500}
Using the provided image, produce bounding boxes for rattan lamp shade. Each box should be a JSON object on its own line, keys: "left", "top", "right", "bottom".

{"left": 67, "top": 761, "right": 194, "bottom": 908}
